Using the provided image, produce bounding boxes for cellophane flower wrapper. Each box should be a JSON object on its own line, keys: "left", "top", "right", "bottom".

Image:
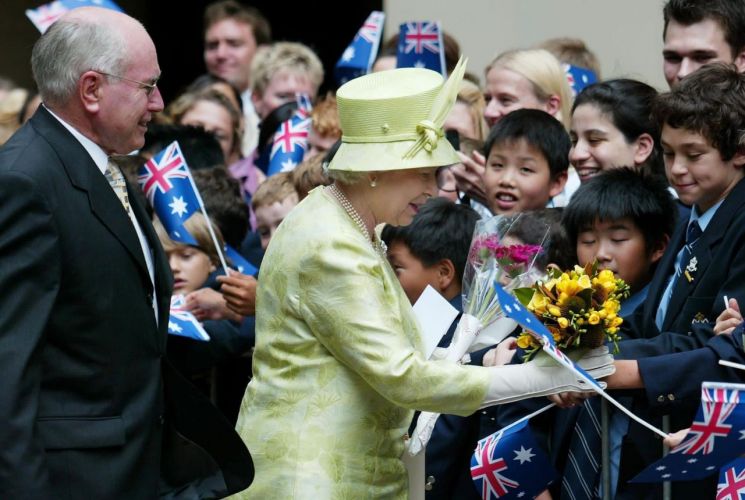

{"left": 408, "top": 213, "right": 548, "bottom": 455}
{"left": 514, "top": 261, "right": 631, "bottom": 362}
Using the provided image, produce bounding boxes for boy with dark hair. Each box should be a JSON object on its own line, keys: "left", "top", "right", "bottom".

{"left": 662, "top": 0, "right": 745, "bottom": 87}
{"left": 560, "top": 63, "right": 745, "bottom": 499}
{"left": 142, "top": 124, "right": 225, "bottom": 170}
{"left": 382, "top": 198, "right": 484, "bottom": 499}
{"left": 382, "top": 197, "right": 478, "bottom": 306}
{"left": 482, "top": 109, "right": 570, "bottom": 215}
{"left": 563, "top": 167, "right": 675, "bottom": 297}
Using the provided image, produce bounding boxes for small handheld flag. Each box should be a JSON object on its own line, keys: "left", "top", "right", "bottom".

{"left": 397, "top": 21, "right": 447, "bottom": 76}
{"left": 632, "top": 382, "right": 745, "bottom": 483}
{"left": 471, "top": 419, "right": 557, "bottom": 499}
{"left": 168, "top": 295, "right": 209, "bottom": 341}
{"left": 563, "top": 63, "right": 598, "bottom": 96}
{"left": 266, "top": 95, "right": 312, "bottom": 176}
{"left": 224, "top": 245, "right": 258, "bottom": 276}
{"left": 334, "top": 11, "right": 385, "bottom": 85}
{"left": 26, "top": 0, "right": 123, "bottom": 34}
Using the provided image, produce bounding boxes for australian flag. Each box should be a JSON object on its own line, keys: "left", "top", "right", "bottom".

{"left": 266, "top": 95, "right": 312, "bottom": 176}
{"left": 168, "top": 295, "right": 209, "bottom": 342}
{"left": 564, "top": 63, "right": 598, "bottom": 97}
{"left": 493, "top": 283, "right": 603, "bottom": 390}
{"left": 334, "top": 11, "right": 385, "bottom": 85}
{"left": 632, "top": 382, "right": 745, "bottom": 483}
{"left": 471, "top": 419, "right": 557, "bottom": 499}
{"left": 224, "top": 244, "right": 258, "bottom": 276}
{"left": 26, "top": 0, "right": 123, "bottom": 33}
{"left": 397, "top": 21, "right": 447, "bottom": 76}
{"left": 137, "top": 141, "right": 200, "bottom": 245}
{"left": 718, "top": 458, "right": 745, "bottom": 500}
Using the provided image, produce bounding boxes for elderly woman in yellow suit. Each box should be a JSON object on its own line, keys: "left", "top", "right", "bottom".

{"left": 233, "top": 59, "right": 614, "bottom": 499}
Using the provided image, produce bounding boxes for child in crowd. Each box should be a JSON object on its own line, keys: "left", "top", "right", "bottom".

{"left": 544, "top": 167, "right": 676, "bottom": 500}
{"left": 482, "top": 109, "right": 570, "bottom": 215}
{"left": 538, "top": 37, "right": 602, "bottom": 81}
{"left": 569, "top": 79, "right": 662, "bottom": 183}
{"left": 251, "top": 172, "right": 299, "bottom": 250}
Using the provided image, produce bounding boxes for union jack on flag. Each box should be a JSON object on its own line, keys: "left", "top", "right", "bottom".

{"left": 397, "top": 21, "right": 446, "bottom": 76}
{"left": 266, "top": 99, "right": 311, "bottom": 176}
{"left": 718, "top": 458, "right": 745, "bottom": 500}
{"left": 563, "top": 63, "right": 598, "bottom": 96}
{"left": 168, "top": 295, "right": 209, "bottom": 342}
{"left": 632, "top": 382, "right": 745, "bottom": 483}
{"left": 137, "top": 141, "right": 201, "bottom": 244}
{"left": 471, "top": 419, "right": 557, "bottom": 499}
{"left": 334, "top": 11, "right": 385, "bottom": 85}
{"left": 26, "top": 0, "right": 123, "bottom": 33}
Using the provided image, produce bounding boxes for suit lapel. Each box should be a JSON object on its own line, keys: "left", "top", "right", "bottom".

{"left": 31, "top": 108, "right": 151, "bottom": 285}
{"left": 661, "top": 177, "right": 745, "bottom": 330}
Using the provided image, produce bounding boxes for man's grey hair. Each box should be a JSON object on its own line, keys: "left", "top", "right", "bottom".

{"left": 31, "top": 17, "right": 127, "bottom": 108}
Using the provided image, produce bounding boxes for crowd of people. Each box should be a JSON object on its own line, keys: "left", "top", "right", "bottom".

{"left": 2, "top": 0, "right": 745, "bottom": 498}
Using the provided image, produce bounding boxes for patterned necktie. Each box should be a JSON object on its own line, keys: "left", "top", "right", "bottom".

{"left": 561, "top": 398, "right": 602, "bottom": 500}
{"left": 105, "top": 159, "right": 131, "bottom": 215}
{"left": 677, "top": 220, "right": 702, "bottom": 280}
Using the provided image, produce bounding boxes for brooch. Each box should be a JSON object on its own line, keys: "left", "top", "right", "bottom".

{"left": 692, "top": 312, "right": 707, "bottom": 324}
{"left": 684, "top": 256, "right": 698, "bottom": 283}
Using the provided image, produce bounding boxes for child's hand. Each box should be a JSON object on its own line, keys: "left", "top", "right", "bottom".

{"left": 217, "top": 270, "right": 257, "bottom": 317}
{"left": 482, "top": 338, "right": 518, "bottom": 366}
{"left": 664, "top": 428, "right": 689, "bottom": 448}
{"left": 185, "top": 288, "right": 242, "bottom": 323}
{"left": 451, "top": 151, "right": 487, "bottom": 204}
{"left": 714, "top": 297, "right": 742, "bottom": 334}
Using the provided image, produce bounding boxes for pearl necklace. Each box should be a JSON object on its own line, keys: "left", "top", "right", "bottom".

{"left": 327, "top": 184, "right": 387, "bottom": 257}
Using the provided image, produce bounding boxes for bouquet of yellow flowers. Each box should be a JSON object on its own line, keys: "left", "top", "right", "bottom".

{"left": 514, "top": 262, "right": 631, "bottom": 361}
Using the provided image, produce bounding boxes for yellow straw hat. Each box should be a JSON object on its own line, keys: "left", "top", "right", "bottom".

{"left": 328, "top": 57, "right": 468, "bottom": 172}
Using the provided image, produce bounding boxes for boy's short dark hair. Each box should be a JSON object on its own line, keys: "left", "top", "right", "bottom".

{"left": 653, "top": 63, "right": 745, "bottom": 161}
{"left": 143, "top": 124, "right": 225, "bottom": 170}
{"left": 483, "top": 109, "right": 570, "bottom": 178}
{"left": 191, "top": 167, "right": 249, "bottom": 248}
{"left": 562, "top": 167, "right": 677, "bottom": 256}
{"left": 508, "top": 209, "right": 568, "bottom": 270}
{"left": 381, "top": 198, "right": 479, "bottom": 284}
{"left": 204, "top": 0, "right": 271, "bottom": 45}
{"left": 663, "top": 0, "right": 745, "bottom": 59}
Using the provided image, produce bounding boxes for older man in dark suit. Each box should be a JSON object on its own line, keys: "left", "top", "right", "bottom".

{"left": 0, "top": 7, "right": 252, "bottom": 499}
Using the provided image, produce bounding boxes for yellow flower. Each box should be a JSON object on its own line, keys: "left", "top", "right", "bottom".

{"left": 556, "top": 276, "right": 582, "bottom": 296}
{"left": 528, "top": 292, "right": 549, "bottom": 314}
{"left": 548, "top": 305, "right": 562, "bottom": 317}
{"left": 604, "top": 299, "right": 620, "bottom": 314}
{"left": 610, "top": 316, "right": 623, "bottom": 328}
{"left": 557, "top": 317, "right": 569, "bottom": 329}
{"left": 577, "top": 274, "right": 592, "bottom": 289}
{"left": 516, "top": 334, "right": 534, "bottom": 349}
{"left": 598, "top": 269, "right": 615, "bottom": 282}
{"left": 588, "top": 312, "right": 601, "bottom": 325}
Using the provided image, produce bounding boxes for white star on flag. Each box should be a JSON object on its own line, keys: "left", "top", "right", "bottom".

{"left": 342, "top": 46, "right": 355, "bottom": 62}
{"left": 169, "top": 321, "right": 182, "bottom": 333}
{"left": 169, "top": 196, "right": 189, "bottom": 217}
{"left": 281, "top": 159, "right": 297, "bottom": 172}
{"left": 687, "top": 458, "right": 698, "bottom": 464}
{"left": 738, "top": 429, "right": 745, "bottom": 440}
{"left": 513, "top": 446, "right": 535, "bottom": 464}
{"left": 656, "top": 465, "right": 666, "bottom": 471}
{"left": 414, "top": 60, "right": 426, "bottom": 68}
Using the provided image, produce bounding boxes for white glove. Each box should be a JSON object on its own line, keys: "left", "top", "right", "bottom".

{"left": 480, "top": 346, "right": 615, "bottom": 408}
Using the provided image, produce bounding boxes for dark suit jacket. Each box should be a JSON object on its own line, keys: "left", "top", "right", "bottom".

{"left": 0, "top": 107, "right": 252, "bottom": 499}
{"left": 614, "top": 177, "right": 745, "bottom": 499}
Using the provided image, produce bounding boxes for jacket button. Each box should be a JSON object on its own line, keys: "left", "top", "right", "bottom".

{"left": 158, "top": 414, "right": 165, "bottom": 425}
{"left": 425, "top": 476, "right": 435, "bottom": 491}
{"left": 657, "top": 395, "right": 665, "bottom": 403}
{"left": 667, "top": 394, "right": 676, "bottom": 401}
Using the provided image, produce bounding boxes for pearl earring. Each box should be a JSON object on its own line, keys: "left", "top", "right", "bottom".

{"left": 370, "top": 178, "right": 377, "bottom": 188}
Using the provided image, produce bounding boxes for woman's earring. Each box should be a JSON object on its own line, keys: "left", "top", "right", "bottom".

{"left": 370, "top": 178, "right": 377, "bottom": 188}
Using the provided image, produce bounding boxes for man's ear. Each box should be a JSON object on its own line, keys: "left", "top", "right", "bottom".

{"left": 548, "top": 170, "right": 568, "bottom": 198}
{"left": 79, "top": 71, "right": 103, "bottom": 114}
{"left": 650, "top": 234, "right": 670, "bottom": 264}
{"left": 436, "top": 258, "right": 457, "bottom": 291}
{"left": 731, "top": 147, "right": 745, "bottom": 169}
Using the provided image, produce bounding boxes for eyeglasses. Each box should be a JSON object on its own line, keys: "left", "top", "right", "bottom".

{"left": 436, "top": 165, "right": 458, "bottom": 192}
{"left": 94, "top": 70, "right": 160, "bottom": 97}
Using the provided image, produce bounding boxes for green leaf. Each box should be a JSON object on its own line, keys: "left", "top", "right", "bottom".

{"left": 513, "top": 287, "right": 535, "bottom": 305}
